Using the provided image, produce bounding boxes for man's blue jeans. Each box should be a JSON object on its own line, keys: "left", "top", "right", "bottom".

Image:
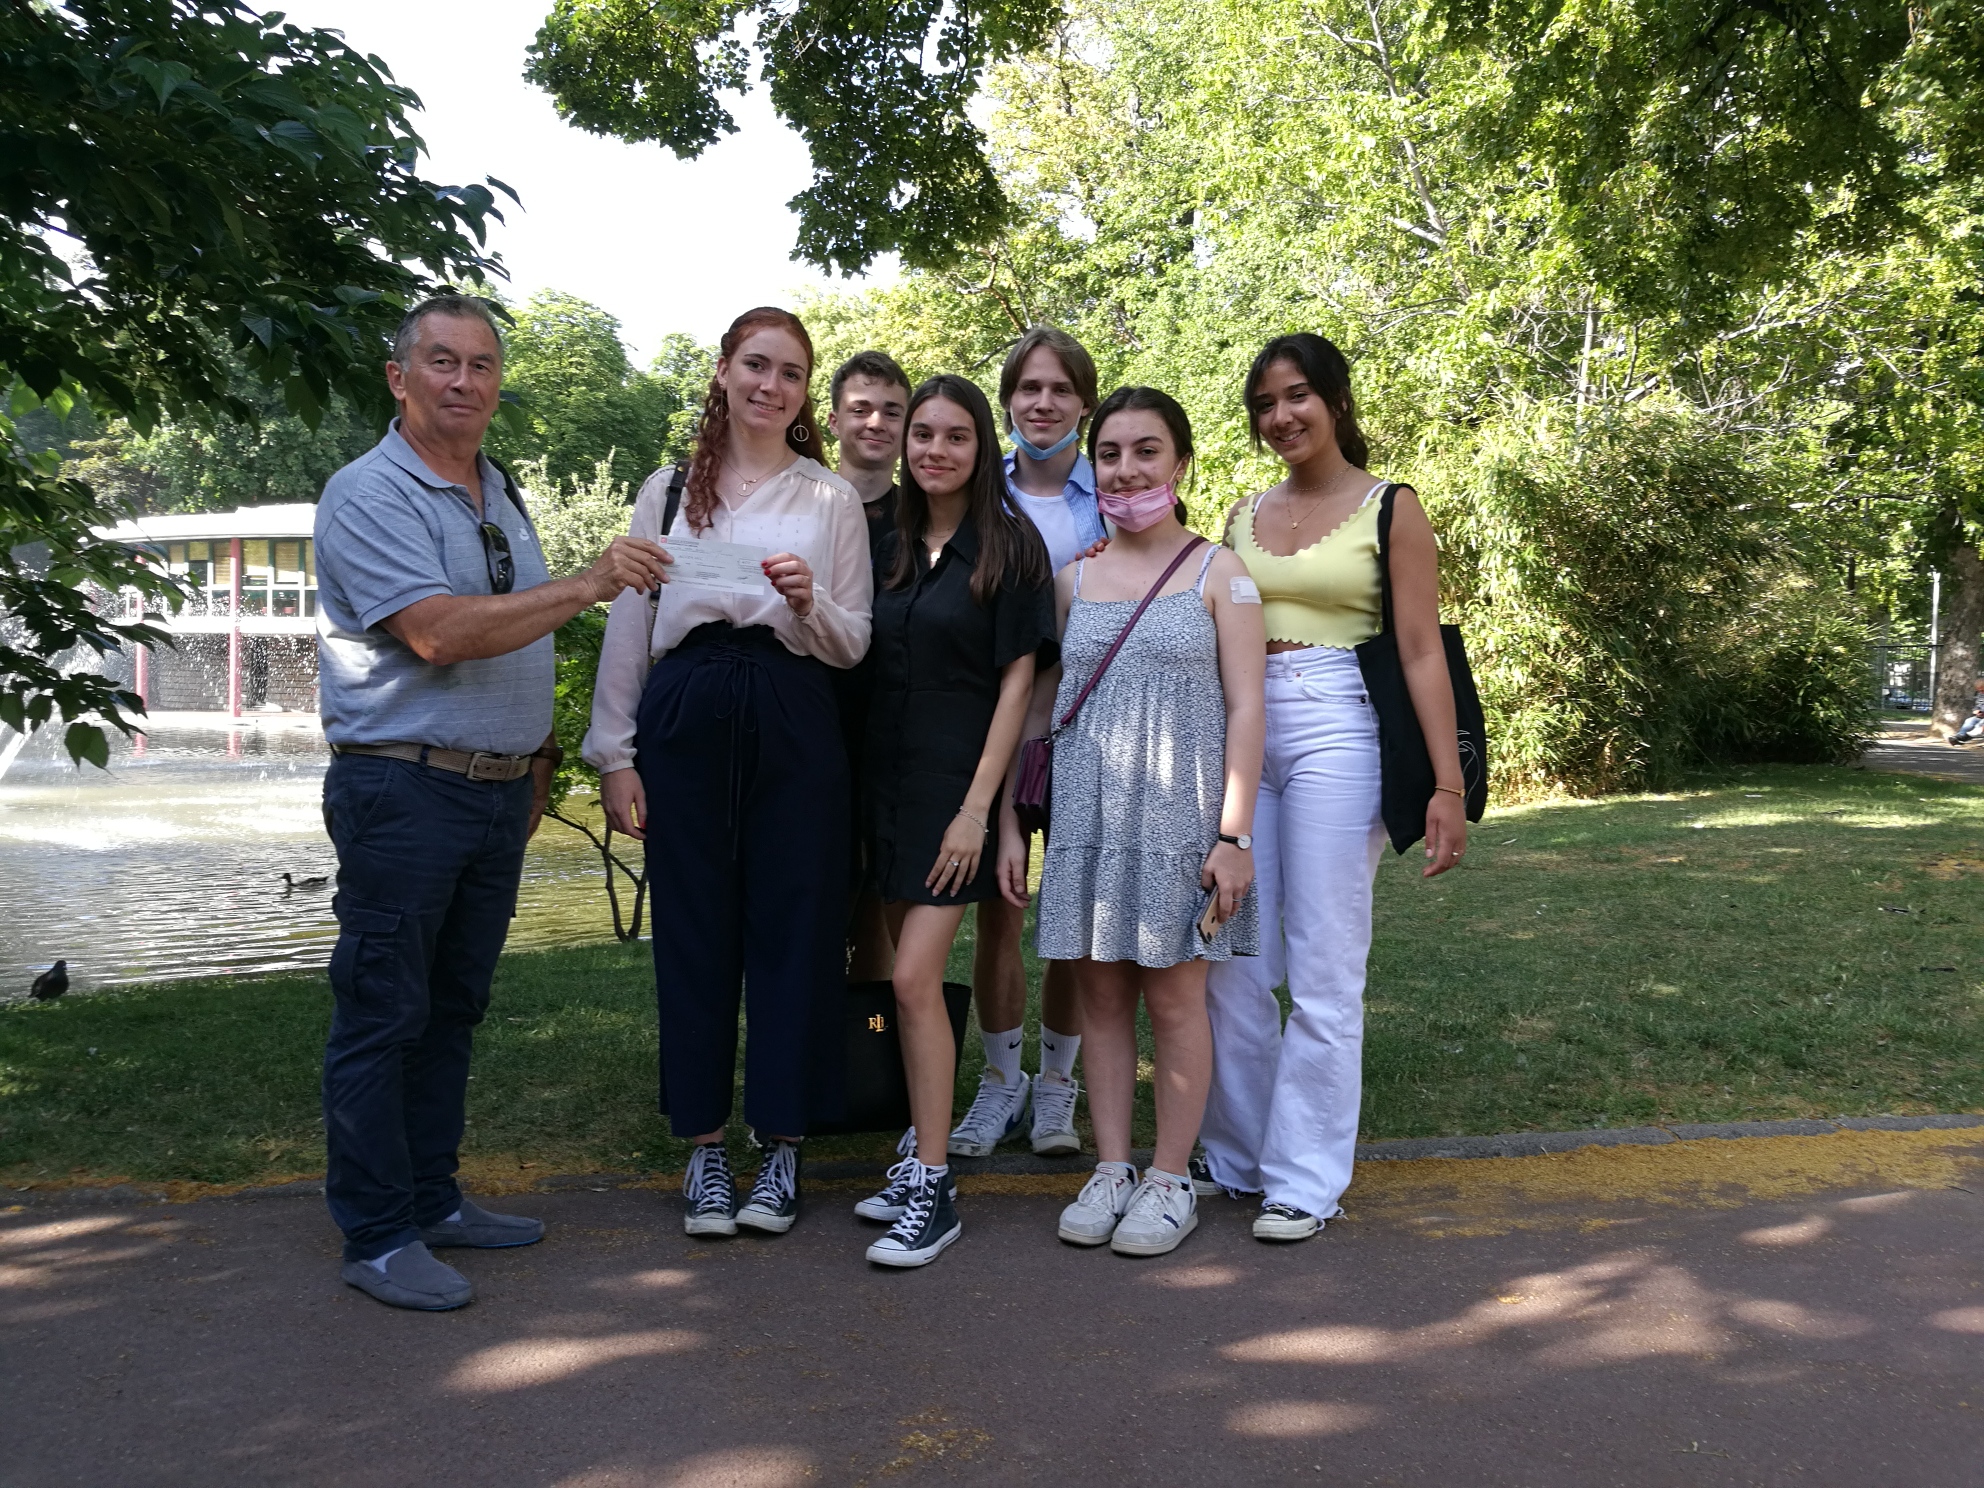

{"left": 320, "top": 754, "right": 531, "bottom": 1261}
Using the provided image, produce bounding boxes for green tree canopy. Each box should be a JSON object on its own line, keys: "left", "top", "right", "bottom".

{"left": 483, "top": 291, "right": 706, "bottom": 490}
{"left": 2, "top": 0, "right": 512, "bottom": 762}
{"left": 64, "top": 357, "right": 380, "bottom": 515}
{"left": 800, "top": 0, "right": 1984, "bottom": 789}
{"left": 527, "top": 0, "right": 1060, "bottom": 273}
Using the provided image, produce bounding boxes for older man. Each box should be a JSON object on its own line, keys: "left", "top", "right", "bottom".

{"left": 314, "top": 294, "right": 668, "bottom": 1310}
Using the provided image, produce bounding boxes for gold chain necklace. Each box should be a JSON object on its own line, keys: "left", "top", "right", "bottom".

{"left": 1282, "top": 479, "right": 1339, "bottom": 529}
{"left": 725, "top": 456, "right": 788, "bottom": 494}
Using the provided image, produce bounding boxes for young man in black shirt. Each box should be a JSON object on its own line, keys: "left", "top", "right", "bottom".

{"left": 828, "top": 351, "right": 912, "bottom": 980}
{"left": 829, "top": 351, "right": 910, "bottom": 549}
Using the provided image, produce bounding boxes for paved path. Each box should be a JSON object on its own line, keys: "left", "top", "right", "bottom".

{"left": 5, "top": 1131, "right": 1980, "bottom": 1487}
{"left": 1859, "top": 719, "right": 1984, "bottom": 786}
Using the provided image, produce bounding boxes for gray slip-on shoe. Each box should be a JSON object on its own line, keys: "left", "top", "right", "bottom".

{"left": 340, "top": 1241, "right": 473, "bottom": 1311}
{"left": 419, "top": 1197, "right": 545, "bottom": 1249}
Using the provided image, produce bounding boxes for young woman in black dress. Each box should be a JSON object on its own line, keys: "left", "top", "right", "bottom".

{"left": 857, "top": 375, "right": 1056, "bottom": 1268}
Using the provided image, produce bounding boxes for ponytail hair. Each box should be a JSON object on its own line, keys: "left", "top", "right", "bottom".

{"left": 684, "top": 307, "right": 823, "bottom": 532}
{"left": 1243, "top": 333, "right": 1369, "bottom": 468}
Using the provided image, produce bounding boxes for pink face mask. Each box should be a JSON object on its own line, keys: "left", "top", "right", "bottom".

{"left": 1097, "top": 470, "right": 1182, "bottom": 532}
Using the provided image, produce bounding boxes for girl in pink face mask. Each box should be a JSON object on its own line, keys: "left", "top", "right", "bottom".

{"left": 998, "top": 386, "right": 1267, "bottom": 1257}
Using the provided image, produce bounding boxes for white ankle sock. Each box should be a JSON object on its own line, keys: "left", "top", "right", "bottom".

{"left": 442, "top": 1208, "right": 461, "bottom": 1224}
{"left": 981, "top": 1027, "right": 1024, "bottom": 1086}
{"left": 1038, "top": 1027, "right": 1080, "bottom": 1081}
{"left": 364, "top": 1244, "right": 406, "bottom": 1274}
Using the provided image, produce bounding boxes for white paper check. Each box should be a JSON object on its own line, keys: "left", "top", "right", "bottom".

{"left": 664, "top": 534, "right": 772, "bottom": 595}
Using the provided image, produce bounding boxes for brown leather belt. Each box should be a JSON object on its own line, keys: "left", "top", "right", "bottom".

{"left": 332, "top": 741, "right": 536, "bottom": 782}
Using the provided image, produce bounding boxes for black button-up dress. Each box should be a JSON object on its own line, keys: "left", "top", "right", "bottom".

{"left": 863, "top": 515, "right": 1057, "bottom": 905}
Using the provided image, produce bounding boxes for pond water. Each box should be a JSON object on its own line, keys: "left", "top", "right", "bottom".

{"left": 0, "top": 720, "right": 631, "bottom": 1001}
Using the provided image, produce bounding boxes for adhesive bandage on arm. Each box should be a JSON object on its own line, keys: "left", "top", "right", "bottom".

{"left": 1229, "top": 577, "right": 1262, "bottom": 604}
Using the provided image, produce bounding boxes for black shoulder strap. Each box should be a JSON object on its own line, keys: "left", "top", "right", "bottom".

{"left": 486, "top": 455, "right": 536, "bottom": 535}
{"left": 1373, "top": 482, "right": 1399, "bottom": 635}
{"left": 661, "top": 463, "right": 687, "bottom": 536}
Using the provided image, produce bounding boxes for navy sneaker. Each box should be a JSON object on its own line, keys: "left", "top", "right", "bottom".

{"left": 866, "top": 1160, "right": 962, "bottom": 1268}
{"left": 1253, "top": 1202, "right": 1323, "bottom": 1242}
{"left": 1187, "top": 1152, "right": 1220, "bottom": 1198}
{"left": 856, "top": 1129, "right": 958, "bottom": 1222}
{"left": 683, "top": 1142, "right": 738, "bottom": 1237}
{"left": 736, "top": 1137, "right": 801, "bottom": 1234}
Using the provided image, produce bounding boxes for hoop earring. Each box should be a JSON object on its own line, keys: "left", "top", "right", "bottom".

{"left": 792, "top": 424, "right": 809, "bottom": 443}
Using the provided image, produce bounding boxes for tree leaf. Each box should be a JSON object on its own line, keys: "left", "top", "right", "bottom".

{"left": 64, "top": 721, "right": 112, "bottom": 770}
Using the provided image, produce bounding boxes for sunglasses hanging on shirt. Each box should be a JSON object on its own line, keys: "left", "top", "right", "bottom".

{"left": 478, "top": 521, "right": 515, "bottom": 595}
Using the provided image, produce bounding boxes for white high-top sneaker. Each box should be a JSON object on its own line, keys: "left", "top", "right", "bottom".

{"left": 1029, "top": 1070, "right": 1082, "bottom": 1156}
{"left": 1109, "top": 1170, "right": 1198, "bottom": 1257}
{"left": 948, "top": 1070, "right": 1030, "bottom": 1158}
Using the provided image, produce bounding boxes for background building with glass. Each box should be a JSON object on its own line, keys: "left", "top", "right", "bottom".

{"left": 94, "top": 504, "right": 321, "bottom": 714}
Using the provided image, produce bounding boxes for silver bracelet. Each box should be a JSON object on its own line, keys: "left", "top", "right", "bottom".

{"left": 956, "top": 806, "right": 989, "bottom": 835}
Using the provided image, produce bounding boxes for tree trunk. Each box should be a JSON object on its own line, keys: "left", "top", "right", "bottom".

{"left": 1932, "top": 537, "right": 1984, "bottom": 737}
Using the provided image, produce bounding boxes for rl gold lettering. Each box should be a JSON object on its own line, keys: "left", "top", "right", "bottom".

{"left": 868, "top": 1014, "right": 887, "bottom": 1033}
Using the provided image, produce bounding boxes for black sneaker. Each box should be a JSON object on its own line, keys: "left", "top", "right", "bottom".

{"left": 855, "top": 1129, "right": 958, "bottom": 1222}
{"left": 683, "top": 1143, "right": 737, "bottom": 1237}
{"left": 1187, "top": 1152, "right": 1220, "bottom": 1198}
{"left": 1189, "top": 1150, "right": 1262, "bottom": 1202}
{"left": 736, "top": 1137, "right": 801, "bottom": 1234}
{"left": 865, "top": 1160, "right": 961, "bottom": 1268}
{"left": 1252, "top": 1201, "right": 1322, "bottom": 1242}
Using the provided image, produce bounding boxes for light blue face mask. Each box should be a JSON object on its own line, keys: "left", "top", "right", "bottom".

{"left": 1009, "top": 424, "right": 1082, "bottom": 461}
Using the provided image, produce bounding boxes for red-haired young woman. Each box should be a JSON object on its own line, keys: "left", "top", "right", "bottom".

{"left": 584, "top": 307, "right": 873, "bottom": 1240}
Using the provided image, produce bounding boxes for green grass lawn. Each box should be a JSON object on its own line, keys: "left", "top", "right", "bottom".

{"left": 2, "top": 763, "right": 1979, "bottom": 1189}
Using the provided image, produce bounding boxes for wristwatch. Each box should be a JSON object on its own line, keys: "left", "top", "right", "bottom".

{"left": 533, "top": 743, "right": 566, "bottom": 767}
{"left": 1217, "top": 832, "right": 1253, "bottom": 850}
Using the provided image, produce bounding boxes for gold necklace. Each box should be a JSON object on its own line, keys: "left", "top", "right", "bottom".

{"left": 1282, "top": 480, "right": 1337, "bottom": 529}
{"left": 725, "top": 455, "right": 788, "bottom": 494}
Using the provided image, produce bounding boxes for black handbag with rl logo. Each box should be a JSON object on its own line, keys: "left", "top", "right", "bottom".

{"left": 809, "top": 980, "right": 973, "bottom": 1135}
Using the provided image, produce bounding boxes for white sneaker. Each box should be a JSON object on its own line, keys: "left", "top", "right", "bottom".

{"left": 1029, "top": 1071, "right": 1082, "bottom": 1155}
{"left": 1110, "top": 1171, "right": 1198, "bottom": 1257}
{"left": 948, "top": 1071, "right": 1030, "bottom": 1158}
{"left": 1057, "top": 1161, "right": 1138, "bottom": 1246}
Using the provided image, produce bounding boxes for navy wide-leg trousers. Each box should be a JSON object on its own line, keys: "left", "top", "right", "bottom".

{"left": 636, "top": 624, "right": 847, "bottom": 1138}
{"left": 320, "top": 754, "right": 530, "bottom": 1261}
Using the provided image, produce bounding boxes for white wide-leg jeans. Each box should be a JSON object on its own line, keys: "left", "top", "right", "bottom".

{"left": 1202, "top": 645, "right": 1386, "bottom": 1217}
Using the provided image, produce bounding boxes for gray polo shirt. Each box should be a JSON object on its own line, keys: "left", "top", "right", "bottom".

{"left": 314, "top": 422, "right": 554, "bottom": 755}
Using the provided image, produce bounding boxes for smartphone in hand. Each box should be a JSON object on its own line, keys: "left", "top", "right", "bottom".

{"left": 1195, "top": 887, "right": 1221, "bottom": 946}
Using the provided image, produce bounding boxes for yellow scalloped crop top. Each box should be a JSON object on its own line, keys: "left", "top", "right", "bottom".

{"left": 1230, "top": 481, "right": 1386, "bottom": 649}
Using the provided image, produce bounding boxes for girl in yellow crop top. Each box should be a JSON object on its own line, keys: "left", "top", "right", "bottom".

{"left": 1202, "top": 331, "right": 1466, "bottom": 1245}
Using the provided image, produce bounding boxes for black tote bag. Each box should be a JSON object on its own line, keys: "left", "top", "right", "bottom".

{"left": 1353, "top": 484, "right": 1489, "bottom": 854}
{"left": 809, "top": 980, "right": 973, "bottom": 1136}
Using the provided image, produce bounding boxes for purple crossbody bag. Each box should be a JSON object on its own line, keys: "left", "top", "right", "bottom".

{"left": 1012, "top": 535, "right": 1207, "bottom": 839}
